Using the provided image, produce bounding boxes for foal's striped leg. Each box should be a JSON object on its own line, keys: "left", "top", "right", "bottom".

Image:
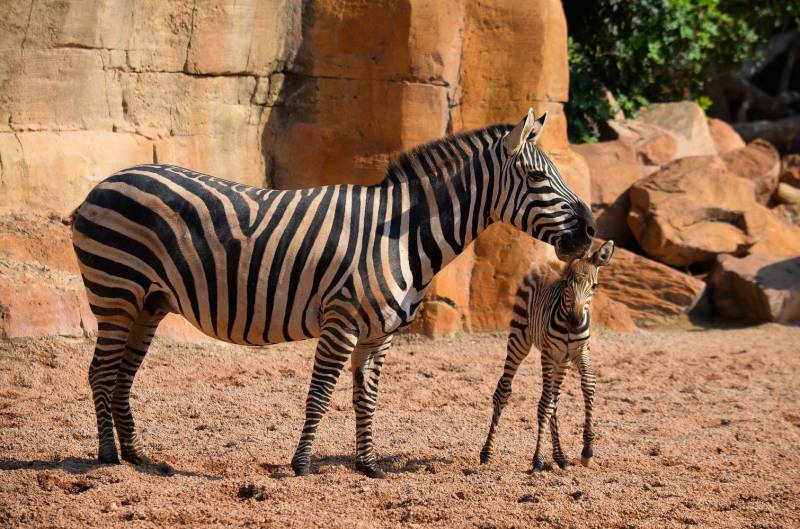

{"left": 113, "top": 307, "right": 166, "bottom": 465}
{"left": 350, "top": 334, "right": 393, "bottom": 478}
{"left": 549, "top": 361, "right": 569, "bottom": 469}
{"left": 89, "top": 310, "right": 137, "bottom": 464}
{"left": 532, "top": 356, "right": 557, "bottom": 472}
{"left": 575, "top": 347, "right": 596, "bottom": 467}
{"left": 292, "top": 326, "right": 358, "bottom": 476}
{"left": 480, "top": 328, "right": 531, "bottom": 464}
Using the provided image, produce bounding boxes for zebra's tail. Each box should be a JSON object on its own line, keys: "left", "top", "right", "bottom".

{"left": 61, "top": 207, "right": 79, "bottom": 227}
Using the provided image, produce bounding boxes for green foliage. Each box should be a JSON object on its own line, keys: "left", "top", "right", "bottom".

{"left": 695, "top": 95, "right": 713, "bottom": 112}
{"left": 564, "top": 0, "right": 800, "bottom": 143}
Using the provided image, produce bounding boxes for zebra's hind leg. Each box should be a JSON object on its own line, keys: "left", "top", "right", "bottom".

{"left": 531, "top": 357, "right": 557, "bottom": 473}
{"left": 575, "top": 347, "right": 596, "bottom": 467}
{"left": 113, "top": 303, "right": 166, "bottom": 465}
{"left": 291, "top": 326, "right": 358, "bottom": 477}
{"left": 89, "top": 310, "right": 137, "bottom": 464}
{"left": 350, "top": 334, "right": 393, "bottom": 478}
{"left": 549, "top": 362, "right": 569, "bottom": 469}
{"left": 480, "top": 329, "right": 531, "bottom": 464}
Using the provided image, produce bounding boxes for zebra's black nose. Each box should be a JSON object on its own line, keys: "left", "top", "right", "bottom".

{"left": 554, "top": 201, "right": 596, "bottom": 262}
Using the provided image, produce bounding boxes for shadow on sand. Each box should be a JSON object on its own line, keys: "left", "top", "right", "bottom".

{"left": 0, "top": 456, "right": 221, "bottom": 480}
{"left": 259, "top": 454, "right": 454, "bottom": 479}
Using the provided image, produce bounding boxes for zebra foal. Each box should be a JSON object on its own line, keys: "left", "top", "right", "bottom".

{"left": 480, "top": 240, "right": 614, "bottom": 471}
{"left": 71, "top": 109, "right": 597, "bottom": 477}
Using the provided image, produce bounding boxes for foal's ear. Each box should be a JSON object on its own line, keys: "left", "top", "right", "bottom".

{"left": 504, "top": 108, "right": 546, "bottom": 154}
{"left": 591, "top": 240, "right": 615, "bottom": 267}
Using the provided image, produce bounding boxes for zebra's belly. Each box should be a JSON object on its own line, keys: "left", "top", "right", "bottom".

{"left": 138, "top": 280, "right": 323, "bottom": 347}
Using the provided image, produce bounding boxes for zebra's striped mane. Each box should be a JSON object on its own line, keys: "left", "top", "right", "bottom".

{"left": 383, "top": 124, "right": 513, "bottom": 185}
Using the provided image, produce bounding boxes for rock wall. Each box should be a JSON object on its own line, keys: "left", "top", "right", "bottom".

{"left": 0, "top": 0, "right": 587, "bottom": 338}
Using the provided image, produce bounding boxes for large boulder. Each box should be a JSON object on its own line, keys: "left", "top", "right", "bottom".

{"left": 454, "top": 0, "right": 569, "bottom": 146}
{"left": 469, "top": 224, "right": 561, "bottom": 331}
{"left": 636, "top": 102, "right": 717, "bottom": 159}
{"left": 590, "top": 290, "right": 636, "bottom": 333}
{"left": 746, "top": 204, "right": 800, "bottom": 258}
{"left": 607, "top": 119, "right": 680, "bottom": 174}
{"left": 599, "top": 247, "right": 706, "bottom": 325}
{"left": 707, "top": 118, "right": 745, "bottom": 154}
{"left": 417, "top": 300, "right": 463, "bottom": 338}
{"left": 572, "top": 140, "right": 640, "bottom": 247}
{"left": 710, "top": 254, "right": 800, "bottom": 323}
{"left": 721, "top": 139, "right": 780, "bottom": 204}
{"left": 0, "top": 0, "right": 278, "bottom": 215}
{"left": 0, "top": 267, "right": 93, "bottom": 339}
{"left": 628, "top": 156, "right": 764, "bottom": 267}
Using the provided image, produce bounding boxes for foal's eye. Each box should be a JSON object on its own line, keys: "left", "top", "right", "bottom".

{"left": 591, "top": 284, "right": 597, "bottom": 291}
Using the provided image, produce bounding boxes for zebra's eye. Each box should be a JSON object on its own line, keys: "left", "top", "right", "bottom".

{"left": 591, "top": 284, "right": 597, "bottom": 291}
{"left": 527, "top": 170, "right": 547, "bottom": 186}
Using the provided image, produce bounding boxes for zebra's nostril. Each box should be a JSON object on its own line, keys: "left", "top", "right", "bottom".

{"left": 585, "top": 225, "right": 596, "bottom": 238}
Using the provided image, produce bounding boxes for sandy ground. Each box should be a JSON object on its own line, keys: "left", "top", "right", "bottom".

{"left": 0, "top": 325, "right": 798, "bottom": 528}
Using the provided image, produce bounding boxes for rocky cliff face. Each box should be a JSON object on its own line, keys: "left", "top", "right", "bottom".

{"left": 0, "top": 0, "right": 588, "bottom": 337}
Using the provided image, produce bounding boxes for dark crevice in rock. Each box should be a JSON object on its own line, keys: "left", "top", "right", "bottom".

{"left": 426, "top": 296, "right": 459, "bottom": 309}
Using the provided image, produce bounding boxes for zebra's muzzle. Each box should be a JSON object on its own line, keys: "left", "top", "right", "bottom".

{"left": 554, "top": 203, "right": 596, "bottom": 262}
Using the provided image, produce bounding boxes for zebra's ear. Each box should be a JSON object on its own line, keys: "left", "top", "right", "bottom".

{"left": 504, "top": 108, "right": 537, "bottom": 154}
{"left": 528, "top": 111, "right": 547, "bottom": 145}
{"left": 591, "top": 240, "right": 615, "bottom": 267}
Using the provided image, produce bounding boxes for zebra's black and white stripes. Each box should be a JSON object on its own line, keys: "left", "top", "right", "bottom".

{"left": 480, "top": 240, "right": 614, "bottom": 471}
{"left": 71, "top": 109, "right": 596, "bottom": 477}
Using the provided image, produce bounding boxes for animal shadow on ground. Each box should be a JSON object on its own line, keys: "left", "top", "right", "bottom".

{"left": 0, "top": 457, "right": 221, "bottom": 480}
{"left": 259, "top": 454, "right": 454, "bottom": 479}
{"left": 0, "top": 457, "right": 98, "bottom": 475}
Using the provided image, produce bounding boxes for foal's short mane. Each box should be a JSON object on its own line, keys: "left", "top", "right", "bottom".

{"left": 382, "top": 123, "right": 513, "bottom": 185}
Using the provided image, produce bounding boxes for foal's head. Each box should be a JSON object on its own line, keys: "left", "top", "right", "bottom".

{"left": 562, "top": 240, "right": 615, "bottom": 327}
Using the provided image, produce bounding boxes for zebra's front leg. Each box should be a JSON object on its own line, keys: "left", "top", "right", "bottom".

{"left": 549, "top": 362, "right": 569, "bottom": 469}
{"left": 291, "top": 326, "right": 358, "bottom": 477}
{"left": 350, "top": 334, "right": 393, "bottom": 478}
{"left": 480, "top": 330, "right": 531, "bottom": 464}
{"left": 531, "top": 358, "right": 556, "bottom": 472}
{"left": 575, "top": 348, "right": 597, "bottom": 467}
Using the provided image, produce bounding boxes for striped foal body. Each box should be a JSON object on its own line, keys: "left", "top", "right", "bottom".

{"left": 71, "top": 110, "right": 596, "bottom": 477}
{"left": 480, "top": 241, "right": 615, "bottom": 471}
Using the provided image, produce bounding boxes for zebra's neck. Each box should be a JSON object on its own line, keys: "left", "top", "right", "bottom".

{"left": 381, "top": 128, "right": 509, "bottom": 291}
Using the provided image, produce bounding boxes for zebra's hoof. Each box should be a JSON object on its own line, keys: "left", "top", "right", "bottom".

{"left": 356, "top": 461, "right": 386, "bottom": 479}
{"left": 580, "top": 446, "right": 593, "bottom": 467}
{"left": 292, "top": 460, "right": 311, "bottom": 477}
{"left": 121, "top": 447, "right": 151, "bottom": 466}
{"left": 531, "top": 460, "right": 546, "bottom": 473}
{"left": 98, "top": 446, "right": 120, "bottom": 465}
{"left": 555, "top": 459, "right": 569, "bottom": 470}
{"left": 479, "top": 450, "right": 491, "bottom": 465}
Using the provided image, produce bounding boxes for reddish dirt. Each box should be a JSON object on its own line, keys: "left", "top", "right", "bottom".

{"left": 1, "top": 325, "right": 798, "bottom": 528}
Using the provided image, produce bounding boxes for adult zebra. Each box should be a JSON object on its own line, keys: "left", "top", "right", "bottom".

{"left": 71, "top": 109, "right": 596, "bottom": 478}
